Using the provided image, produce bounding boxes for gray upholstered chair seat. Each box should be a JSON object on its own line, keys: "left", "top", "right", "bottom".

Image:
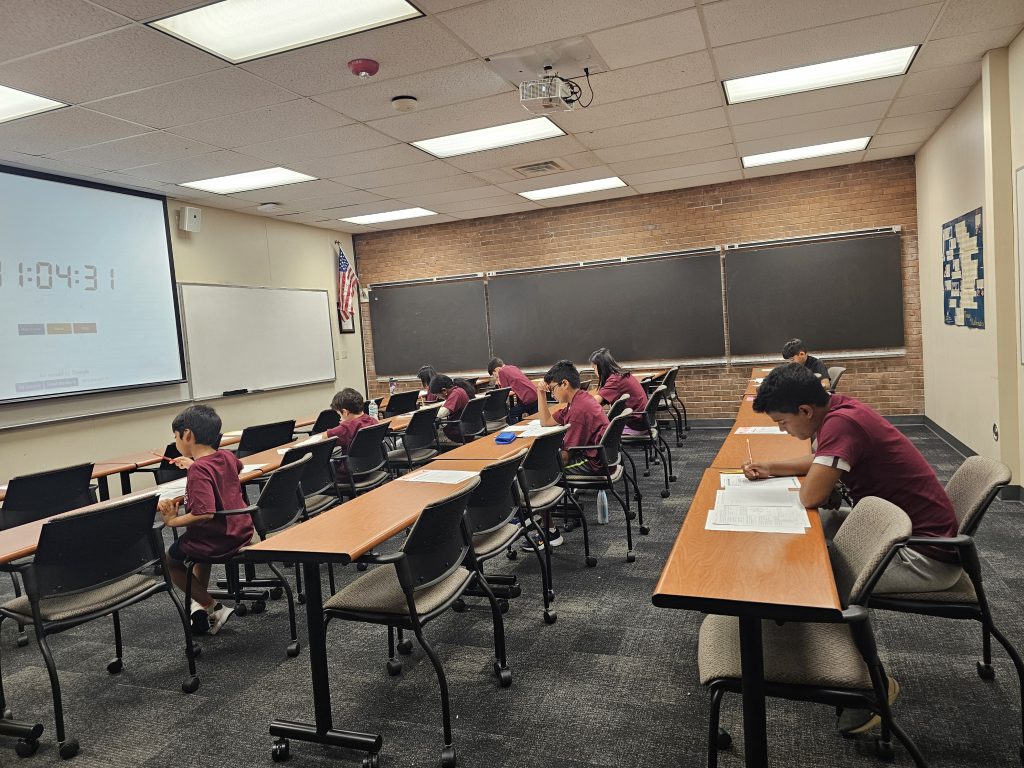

{"left": 387, "top": 447, "right": 437, "bottom": 464}
{"left": 485, "top": 419, "right": 508, "bottom": 432}
{"left": 0, "top": 574, "right": 156, "bottom": 623}
{"left": 325, "top": 565, "right": 473, "bottom": 616}
{"left": 527, "top": 485, "right": 564, "bottom": 509}
{"left": 875, "top": 570, "right": 976, "bottom": 603}
{"left": 698, "top": 614, "right": 872, "bottom": 690}
{"left": 472, "top": 523, "right": 521, "bottom": 556}
{"left": 565, "top": 464, "right": 624, "bottom": 484}
{"left": 621, "top": 428, "right": 657, "bottom": 442}
{"left": 304, "top": 493, "right": 340, "bottom": 513}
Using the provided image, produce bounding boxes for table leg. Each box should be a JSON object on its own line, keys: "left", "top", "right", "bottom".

{"left": 97, "top": 477, "right": 110, "bottom": 502}
{"left": 738, "top": 615, "right": 768, "bottom": 767}
{"left": 267, "top": 561, "right": 382, "bottom": 758}
{"left": 120, "top": 471, "right": 132, "bottom": 496}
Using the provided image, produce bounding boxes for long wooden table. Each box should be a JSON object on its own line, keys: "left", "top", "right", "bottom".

{"left": 652, "top": 367, "right": 839, "bottom": 768}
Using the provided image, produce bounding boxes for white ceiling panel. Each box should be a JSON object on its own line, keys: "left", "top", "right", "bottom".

{"left": 726, "top": 78, "right": 903, "bottom": 125}
{"left": 87, "top": 68, "right": 297, "bottom": 128}
{"left": 608, "top": 144, "right": 739, "bottom": 176}
{"left": 730, "top": 102, "right": 889, "bottom": 143}
{"left": 89, "top": 1, "right": 217, "bottom": 22}
{"left": 313, "top": 61, "right": 512, "bottom": 123}
{"left": 394, "top": 185, "right": 512, "bottom": 208}
{"left": 0, "top": 107, "right": 148, "bottom": 155}
{"left": 336, "top": 161, "right": 464, "bottom": 190}
{"left": 914, "top": 24, "right": 1023, "bottom": 69}
{"left": 869, "top": 128, "right": 937, "bottom": 148}
{"left": 532, "top": 185, "right": 636, "bottom": 208}
{"left": 578, "top": 52, "right": 717, "bottom": 108}
{"left": 290, "top": 144, "right": 434, "bottom": 179}
{"left": 454, "top": 201, "right": 544, "bottom": 219}
{"left": 0, "top": 151, "right": 112, "bottom": 182}
{"left": 620, "top": 157, "right": 742, "bottom": 187}
{"left": 0, "top": 25, "right": 225, "bottom": 103}
{"left": 430, "top": 193, "right": 532, "bottom": 214}
{"left": 367, "top": 92, "right": 528, "bottom": 143}
{"left": 632, "top": 170, "right": 744, "bottom": 195}
{"left": 47, "top": 130, "right": 217, "bottom": 171}
{"left": 436, "top": 0, "right": 693, "bottom": 57}
{"left": 235, "top": 124, "right": 397, "bottom": 165}
{"left": 361, "top": 213, "right": 459, "bottom": 230}
{"left": 440, "top": 134, "right": 589, "bottom": 173}
{"left": 0, "top": 0, "right": 126, "bottom": 63}
{"left": 594, "top": 128, "right": 734, "bottom": 164}
{"left": 227, "top": 179, "right": 358, "bottom": 204}
{"left": 899, "top": 61, "right": 984, "bottom": 96}
{"left": 370, "top": 173, "right": 492, "bottom": 199}
{"left": 879, "top": 109, "right": 953, "bottom": 134}
{"left": 168, "top": 100, "right": 353, "bottom": 148}
{"left": 888, "top": 88, "right": 971, "bottom": 116}
{"left": 931, "top": 0, "right": 1024, "bottom": 38}
{"left": 553, "top": 82, "right": 724, "bottom": 134}
{"left": 267, "top": 190, "right": 387, "bottom": 211}
{"left": 736, "top": 122, "right": 880, "bottom": 158}
{"left": 864, "top": 143, "right": 922, "bottom": 161}
{"left": 497, "top": 165, "right": 621, "bottom": 194}
{"left": 742, "top": 150, "right": 868, "bottom": 179}
{"left": 413, "top": 0, "right": 483, "bottom": 12}
{"left": 711, "top": 4, "right": 943, "bottom": 80}
{"left": 587, "top": 9, "right": 707, "bottom": 69}
{"left": 239, "top": 18, "right": 475, "bottom": 96}
{"left": 119, "top": 149, "right": 271, "bottom": 183}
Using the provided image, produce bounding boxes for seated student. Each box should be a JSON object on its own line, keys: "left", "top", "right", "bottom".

{"left": 743, "top": 363, "right": 960, "bottom": 733}
{"left": 429, "top": 374, "right": 473, "bottom": 444}
{"left": 487, "top": 357, "right": 538, "bottom": 423}
{"left": 326, "top": 388, "right": 378, "bottom": 455}
{"left": 157, "top": 405, "right": 254, "bottom": 636}
{"left": 418, "top": 365, "right": 440, "bottom": 403}
{"left": 588, "top": 347, "right": 648, "bottom": 434}
{"left": 782, "top": 338, "right": 830, "bottom": 388}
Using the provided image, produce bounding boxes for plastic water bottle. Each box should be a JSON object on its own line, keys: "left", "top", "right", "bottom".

{"left": 596, "top": 490, "right": 609, "bottom": 525}
{"left": 368, "top": 400, "right": 379, "bottom": 419}
{"left": 388, "top": 377, "right": 397, "bottom": 395}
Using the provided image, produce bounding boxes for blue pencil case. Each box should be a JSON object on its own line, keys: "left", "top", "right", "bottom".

{"left": 494, "top": 431, "right": 518, "bottom": 444}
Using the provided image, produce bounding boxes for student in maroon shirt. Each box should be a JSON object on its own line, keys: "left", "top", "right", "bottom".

{"left": 488, "top": 356, "right": 538, "bottom": 423}
{"left": 418, "top": 365, "right": 440, "bottom": 403}
{"left": 326, "top": 388, "right": 378, "bottom": 454}
{"left": 429, "top": 374, "right": 472, "bottom": 444}
{"left": 158, "top": 405, "right": 253, "bottom": 636}
{"left": 588, "top": 347, "right": 648, "bottom": 433}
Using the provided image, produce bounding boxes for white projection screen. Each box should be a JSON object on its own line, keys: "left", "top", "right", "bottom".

{"left": 0, "top": 166, "right": 185, "bottom": 403}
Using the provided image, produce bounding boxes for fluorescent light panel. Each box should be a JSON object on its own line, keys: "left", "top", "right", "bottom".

{"left": 413, "top": 117, "right": 564, "bottom": 158}
{"left": 0, "top": 84, "right": 65, "bottom": 124}
{"left": 724, "top": 46, "right": 918, "bottom": 104}
{"left": 742, "top": 137, "right": 870, "bottom": 168}
{"left": 341, "top": 207, "right": 437, "bottom": 225}
{"left": 151, "top": 0, "right": 422, "bottom": 64}
{"left": 519, "top": 176, "right": 627, "bottom": 201}
{"left": 180, "top": 167, "right": 316, "bottom": 194}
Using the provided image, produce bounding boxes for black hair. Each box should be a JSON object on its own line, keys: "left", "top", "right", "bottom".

{"left": 331, "top": 387, "right": 364, "bottom": 414}
{"left": 171, "top": 404, "right": 221, "bottom": 446}
{"left": 428, "top": 374, "right": 453, "bottom": 395}
{"left": 487, "top": 357, "right": 504, "bottom": 375}
{"left": 781, "top": 338, "right": 807, "bottom": 359}
{"left": 753, "top": 363, "right": 829, "bottom": 414}
{"left": 453, "top": 377, "right": 476, "bottom": 397}
{"left": 543, "top": 359, "right": 581, "bottom": 389}
{"left": 417, "top": 365, "right": 438, "bottom": 388}
{"left": 588, "top": 347, "right": 627, "bottom": 387}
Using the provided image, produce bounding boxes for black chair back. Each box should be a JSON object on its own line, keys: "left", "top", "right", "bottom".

{"left": 309, "top": 409, "right": 341, "bottom": 434}
{"left": 1, "top": 463, "right": 95, "bottom": 529}
{"left": 482, "top": 387, "right": 512, "bottom": 423}
{"left": 237, "top": 420, "right": 296, "bottom": 457}
{"left": 520, "top": 427, "right": 568, "bottom": 492}
{"left": 598, "top": 410, "right": 632, "bottom": 469}
{"left": 662, "top": 367, "right": 679, "bottom": 399}
{"left": 281, "top": 438, "right": 338, "bottom": 496}
{"left": 253, "top": 454, "right": 311, "bottom": 537}
{"left": 153, "top": 442, "right": 188, "bottom": 485}
{"left": 26, "top": 494, "right": 161, "bottom": 599}
{"left": 384, "top": 390, "right": 419, "bottom": 417}
{"left": 399, "top": 479, "right": 480, "bottom": 592}
{"left": 466, "top": 449, "right": 528, "bottom": 536}
{"left": 457, "top": 396, "right": 488, "bottom": 441}
{"left": 642, "top": 386, "right": 668, "bottom": 429}
{"left": 343, "top": 423, "right": 390, "bottom": 477}
{"left": 607, "top": 393, "right": 630, "bottom": 421}
{"left": 403, "top": 408, "right": 441, "bottom": 452}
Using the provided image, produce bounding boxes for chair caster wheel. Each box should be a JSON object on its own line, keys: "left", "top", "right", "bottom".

{"left": 286, "top": 641, "right": 300, "bottom": 658}
{"left": 626, "top": 551, "right": 636, "bottom": 563}
{"left": 669, "top": 475, "right": 677, "bottom": 482}
{"left": 874, "top": 737, "right": 894, "bottom": 761}
{"left": 497, "top": 599, "right": 510, "bottom": 614}
{"left": 441, "top": 744, "right": 457, "bottom": 768}
{"left": 507, "top": 584, "right": 522, "bottom": 599}
{"left": 182, "top": 675, "right": 200, "bottom": 693}
{"left": 107, "top": 658, "right": 123, "bottom": 674}
{"left": 625, "top": 510, "right": 636, "bottom": 521}
{"left": 716, "top": 728, "right": 732, "bottom": 750}
{"left": 272, "top": 738, "right": 290, "bottom": 762}
{"left": 546, "top": 589, "right": 555, "bottom": 603}
{"left": 586, "top": 556, "right": 597, "bottom": 567}
{"left": 543, "top": 610, "right": 557, "bottom": 624}
{"left": 977, "top": 661, "right": 995, "bottom": 680}
{"left": 640, "top": 526, "right": 650, "bottom": 535}
{"left": 16, "top": 738, "right": 39, "bottom": 758}
{"left": 58, "top": 739, "right": 79, "bottom": 759}
{"left": 643, "top": 471, "right": 650, "bottom": 477}
{"left": 452, "top": 598, "right": 467, "bottom": 613}
{"left": 397, "top": 638, "right": 414, "bottom": 655}
{"left": 387, "top": 658, "right": 403, "bottom": 676}
{"left": 2, "top": 706, "right": 11, "bottom": 719}
{"left": 495, "top": 665, "right": 512, "bottom": 688}
{"left": 297, "top": 593, "right": 306, "bottom": 605}
{"left": 269, "top": 587, "right": 284, "bottom": 599}
{"left": 660, "top": 489, "right": 670, "bottom": 498}
{"left": 506, "top": 549, "right": 518, "bottom": 560}
{"left": 235, "top": 603, "right": 248, "bottom": 617}
{"left": 357, "top": 562, "right": 368, "bottom": 572}
{"left": 564, "top": 521, "right": 575, "bottom": 532}
{"left": 362, "top": 752, "right": 380, "bottom": 768}
{"left": 190, "top": 642, "right": 202, "bottom": 658}
{"left": 16, "top": 633, "right": 28, "bottom": 648}
{"left": 251, "top": 599, "right": 267, "bottom": 614}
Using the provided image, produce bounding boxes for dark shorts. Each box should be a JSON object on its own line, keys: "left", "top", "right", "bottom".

{"left": 167, "top": 538, "right": 188, "bottom": 562}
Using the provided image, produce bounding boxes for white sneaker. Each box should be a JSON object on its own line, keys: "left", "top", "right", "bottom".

{"left": 207, "top": 603, "right": 235, "bottom": 635}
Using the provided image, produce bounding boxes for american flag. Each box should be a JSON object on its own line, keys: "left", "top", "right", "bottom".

{"left": 336, "top": 242, "right": 358, "bottom": 323}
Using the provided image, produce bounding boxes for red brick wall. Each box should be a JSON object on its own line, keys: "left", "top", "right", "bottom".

{"left": 353, "top": 158, "right": 922, "bottom": 419}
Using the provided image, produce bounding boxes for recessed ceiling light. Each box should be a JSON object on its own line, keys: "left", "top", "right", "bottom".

{"left": 412, "top": 117, "right": 565, "bottom": 158}
{"left": 0, "top": 84, "right": 65, "bottom": 124}
{"left": 519, "top": 176, "right": 627, "bottom": 201}
{"left": 180, "top": 167, "right": 317, "bottom": 194}
{"left": 150, "top": 0, "right": 422, "bottom": 64}
{"left": 741, "top": 137, "right": 871, "bottom": 168}
{"left": 724, "top": 46, "right": 919, "bottom": 104}
{"left": 341, "top": 207, "right": 438, "bottom": 225}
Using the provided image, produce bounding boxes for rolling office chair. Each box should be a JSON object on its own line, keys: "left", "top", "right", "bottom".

{"left": 437, "top": 396, "right": 488, "bottom": 445}
{"left": 294, "top": 409, "right": 340, "bottom": 436}
{"left": 621, "top": 384, "right": 675, "bottom": 500}
{"left": 482, "top": 387, "right": 512, "bottom": 432}
{"left": 828, "top": 366, "right": 847, "bottom": 393}
{"left": 235, "top": 420, "right": 296, "bottom": 458}
{"left": 381, "top": 390, "right": 419, "bottom": 417}
{"left": 386, "top": 408, "right": 440, "bottom": 475}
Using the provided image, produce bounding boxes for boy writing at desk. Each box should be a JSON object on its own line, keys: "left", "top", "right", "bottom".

{"left": 157, "top": 405, "right": 254, "bottom": 636}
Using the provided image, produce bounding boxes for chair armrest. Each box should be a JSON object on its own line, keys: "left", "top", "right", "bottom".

{"left": 214, "top": 505, "right": 258, "bottom": 517}
{"left": 905, "top": 534, "right": 973, "bottom": 548}
{"left": 356, "top": 551, "right": 405, "bottom": 565}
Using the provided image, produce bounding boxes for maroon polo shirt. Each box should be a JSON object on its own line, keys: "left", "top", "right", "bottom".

{"left": 497, "top": 364, "right": 538, "bottom": 406}
{"left": 555, "top": 388, "right": 610, "bottom": 473}
{"left": 598, "top": 372, "right": 648, "bottom": 430}
{"left": 326, "top": 412, "right": 378, "bottom": 454}
{"left": 441, "top": 386, "right": 470, "bottom": 442}
{"left": 180, "top": 450, "right": 253, "bottom": 559}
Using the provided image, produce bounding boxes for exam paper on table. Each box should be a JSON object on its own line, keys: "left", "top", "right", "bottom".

{"left": 241, "top": 464, "right": 267, "bottom": 474}
{"left": 519, "top": 425, "right": 566, "bottom": 438}
{"left": 705, "top": 506, "right": 808, "bottom": 534}
{"left": 156, "top": 479, "right": 188, "bottom": 501}
{"left": 719, "top": 485, "right": 804, "bottom": 508}
{"left": 735, "top": 426, "right": 784, "bottom": 435}
{"left": 752, "top": 377, "right": 765, "bottom": 384}
{"left": 719, "top": 473, "right": 800, "bottom": 489}
{"left": 400, "top": 470, "right": 479, "bottom": 484}
{"left": 503, "top": 424, "right": 530, "bottom": 433}
{"left": 277, "top": 435, "right": 323, "bottom": 454}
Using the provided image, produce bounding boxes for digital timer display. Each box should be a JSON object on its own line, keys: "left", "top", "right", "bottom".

{"left": 0, "top": 262, "right": 115, "bottom": 291}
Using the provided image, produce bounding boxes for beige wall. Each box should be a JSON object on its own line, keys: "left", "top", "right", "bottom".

{"left": 0, "top": 203, "right": 365, "bottom": 483}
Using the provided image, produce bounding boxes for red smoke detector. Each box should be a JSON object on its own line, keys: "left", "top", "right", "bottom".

{"left": 348, "top": 58, "right": 380, "bottom": 78}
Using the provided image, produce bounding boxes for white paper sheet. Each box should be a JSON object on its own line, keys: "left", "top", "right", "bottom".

{"left": 503, "top": 424, "right": 530, "bottom": 432}
{"left": 705, "top": 487, "right": 809, "bottom": 533}
{"left": 241, "top": 464, "right": 266, "bottom": 474}
{"left": 519, "top": 425, "right": 565, "bottom": 438}
{"left": 156, "top": 478, "right": 188, "bottom": 501}
{"left": 718, "top": 473, "right": 800, "bottom": 489}
{"left": 399, "top": 470, "right": 479, "bottom": 484}
{"left": 0, "top": 484, "right": 7, "bottom": 492}
{"left": 705, "top": 507, "right": 807, "bottom": 534}
{"left": 223, "top": 429, "right": 243, "bottom": 437}
{"left": 752, "top": 377, "right": 765, "bottom": 384}
{"left": 735, "top": 426, "right": 784, "bottom": 435}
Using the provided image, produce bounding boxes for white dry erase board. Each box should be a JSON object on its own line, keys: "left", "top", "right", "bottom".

{"left": 180, "top": 284, "right": 336, "bottom": 400}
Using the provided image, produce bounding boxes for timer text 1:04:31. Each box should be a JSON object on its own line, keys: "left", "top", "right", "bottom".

{"left": 0, "top": 262, "right": 115, "bottom": 290}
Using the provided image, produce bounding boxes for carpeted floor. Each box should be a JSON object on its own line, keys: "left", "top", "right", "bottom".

{"left": 1, "top": 425, "right": 1021, "bottom": 767}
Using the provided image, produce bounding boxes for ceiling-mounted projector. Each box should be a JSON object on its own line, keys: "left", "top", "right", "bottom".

{"left": 520, "top": 75, "right": 573, "bottom": 114}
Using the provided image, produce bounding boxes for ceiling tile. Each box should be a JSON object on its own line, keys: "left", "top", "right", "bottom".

{"left": 576, "top": 107, "right": 727, "bottom": 150}
{"left": 632, "top": 169, "right": 744, "bottom": 194}
{"left": 167, "top": 99, "right": 353, "bottom": 148}
{"left": 735, "top": 122, "right": 879, "bottom": 158}
{"left": 0, "top": 25, "right": 225, "bottom": 103}
{"left": 227, "top": 179, "right": 358, "bottom": 204}
{"left": 0, "top": 151, "right": 110, "bottom": 182}
{"left": 552, "top": 82, "right": 723, "bottom": 134}
{"left": 594, "top": 127, "right": 733, "bottom": 164}
{"left": 878, "top": 109, "right": 951, "bottom": 134}
{"left": 413, "top": 0, "right": 482, "bottom": 11}
{"left": 578, "top": 52, "right": 716, "bottom": 107}
{"left": 711, "top": 4, "right": 942, "bottom": 80}
{"left": 440, "top": 134, "right": 589, "bottom": 172}
{"left": 235, "top": 124, "right": 397, "bottom": 165}
{"left": 277, "top": 190, "right": 387, "bottom": 211}
{"left": 0, "top": 107, "right": 148, "bottom": 154}
{"left": 727, "top": 78, "right": 902, "bottom": 124}
{"left": 363, "top": 213, "right": 459, "bottom": 230}
{"left": 290, "top": 144, "right": 433, "bottom": 179}
{"left": 742, "top": 152, "right": 865, "bottom": 179}
{"left": 240, "top": 17, "right": 475, "bottom": 96}
{"left": 454, "top": 201, "right": 543, "bottom": 218}
{"left": 497, "top": 165, "right": 620, "bottom": 194}
{"left": 119, "top": 149, "right": 270, "bottom": 183}
{"left": 913, "top": 24, "right": 1023, "bottom": 69}
{"left": 868, "top": 128, "right": 936, "bottom": 148}
{"left": 533, "top": 185, "right": 636, "bottom": 208}
{"left": 608, "top": 144, "right": 739, "bottom": 175}
{"left": 0, "top": 0, "right": 127, "bottom": 63}
{"left": 336, "top": 161, "right": 464, "bottom": 190}
{"left": 864, "top": 143, "right": 921, "bottom": 161}
{"left": 315, "top": 200, "right": 419, "bottom": 219}
{"left": 393, "top": 185, "right": 512, "bottom": 208}
{"left": 887, "top": 88, "right": 970, "bottom": 116}
{"left": 899, "top": 62, "right": 983, "bottom": 96}
{"left": 431, "top": 193, "right": 530, "bottom": 213}
{"left": 931, "top": 0, "right": 1024, "bottom": 38}
{"left": 367, "top": 92, "right": 528, "bottom": 143}
{"left": 313, "top": 61, "right": 512, "bottom": 122}
{"left": 587, "top": 9, "right": 706, "bottom": 69}
{"left": 86, "top": 68, "right": 297, "bottom": 128}
{"left": 730, "top": 102, "right": 888, "bottom": 143}
{"left": 436, "top": 0, "right": 692, "bottom": 57}
{"left": 47, "top": 130, "right": 217, "bottom": 170}
{"left": 702, "top": 0, "right": 937, "bottom": 47}
{"left": 620, "top": 157, "right": 742, "bottom": 186}
{"left": 88, "top": 1, "right": 217, "bottom": 22}
{"left": 370, "top": 173, "right": 492, "bottom": 198}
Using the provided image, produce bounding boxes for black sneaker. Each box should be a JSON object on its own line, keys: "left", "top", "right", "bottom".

{"left": 546, "top": 527, "right": 564, "bottom": 547}
{"left": 190, "top": 608, "right": 210, "bottom": 636}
